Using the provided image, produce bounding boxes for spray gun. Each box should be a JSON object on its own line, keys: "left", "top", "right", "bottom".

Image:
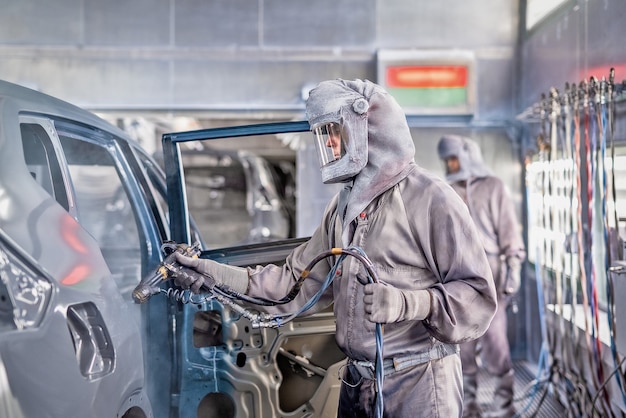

{"left": 132, "top": 241, "right": 203, "bottom": 304}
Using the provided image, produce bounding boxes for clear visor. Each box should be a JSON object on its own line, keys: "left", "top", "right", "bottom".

{"left": 313, "top": 122, "right": 347, "bottom": 167}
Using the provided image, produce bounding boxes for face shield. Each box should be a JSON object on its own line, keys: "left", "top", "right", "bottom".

{"left": 309, "top": 108, "right": 368, "bottom": 184}
{"left": 306, "top": 82, "right": 370, "bottom": 184}
{"left": 313, "top": 122, "right": 348, "bottom": 168}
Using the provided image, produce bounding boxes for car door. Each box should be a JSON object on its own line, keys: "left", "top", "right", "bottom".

{"left": 161, "top": 121, "right": 346, "bottom": 418}
{"left": 8, "top": 114, "right": 156, "bottom": 417}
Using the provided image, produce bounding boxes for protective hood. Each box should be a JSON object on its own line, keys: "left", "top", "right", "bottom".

{"left": 306, "top": 79, "right": 417, "bottom": 245}
{"left": 437, "top": 135, "right": 472, "bottom": 183}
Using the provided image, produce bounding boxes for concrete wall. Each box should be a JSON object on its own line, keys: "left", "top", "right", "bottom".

{"left": 0, "top": 0, "right": 519, "bottom": 123}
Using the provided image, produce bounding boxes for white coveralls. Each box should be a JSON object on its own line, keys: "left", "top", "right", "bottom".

{"left": 245, "top": 80, "right": 498, "bottom": 417}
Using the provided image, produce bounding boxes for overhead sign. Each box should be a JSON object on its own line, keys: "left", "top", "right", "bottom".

{"left": 377, "top": 49, "right": 476, "bottom": 116}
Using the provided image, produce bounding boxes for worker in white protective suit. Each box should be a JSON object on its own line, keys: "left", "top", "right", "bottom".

{"left": 437, "top": 135, "right": 526, "bottom": 418}
{"left": 173, "top": 79, "right": 497, "bottom": 417}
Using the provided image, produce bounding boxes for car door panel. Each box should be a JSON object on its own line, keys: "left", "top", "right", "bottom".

{"left": 163, "top": 122, "right": 345, "bottom": 418}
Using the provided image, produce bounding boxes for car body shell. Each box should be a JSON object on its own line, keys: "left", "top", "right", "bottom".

{"left": 0, "top": 79, "right": 162, "bottom": 418}
{"left": 0, "top": 79, "right": 344, "bottom": 418}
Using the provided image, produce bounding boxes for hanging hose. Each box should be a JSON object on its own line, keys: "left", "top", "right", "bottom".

{"left": 516, "top": 141, "right": 552, "bottom": 416}
{"left": 590, "top": 80, "right": 610, "bottom": 410}
{"left": 599, "top": 75, "right": 626, "bottom": 409}
{"left": 521, "top": 68, "right": 626, "bottom": 416}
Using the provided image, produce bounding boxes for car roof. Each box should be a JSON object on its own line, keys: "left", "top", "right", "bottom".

{"left": 0, "top": 79, "right": 134, "bottom": 143}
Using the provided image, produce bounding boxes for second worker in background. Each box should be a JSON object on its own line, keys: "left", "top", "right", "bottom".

{"left": 438, "top": 135, "right": 526, "bottom": 418}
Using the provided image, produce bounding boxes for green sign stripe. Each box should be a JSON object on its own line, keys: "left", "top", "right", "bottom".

{"left": 387, "top": 87, "right": 467, "bottom": 108}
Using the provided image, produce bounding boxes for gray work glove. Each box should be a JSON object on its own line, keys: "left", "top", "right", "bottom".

{"left": 363, "top": 283, "right": 431, "bottom": 324}
{"left": 503, "top": 257, "right": 522, "bottom": 295}
{"left": 174, "top": 253, "right": 249, "bottom": 294}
